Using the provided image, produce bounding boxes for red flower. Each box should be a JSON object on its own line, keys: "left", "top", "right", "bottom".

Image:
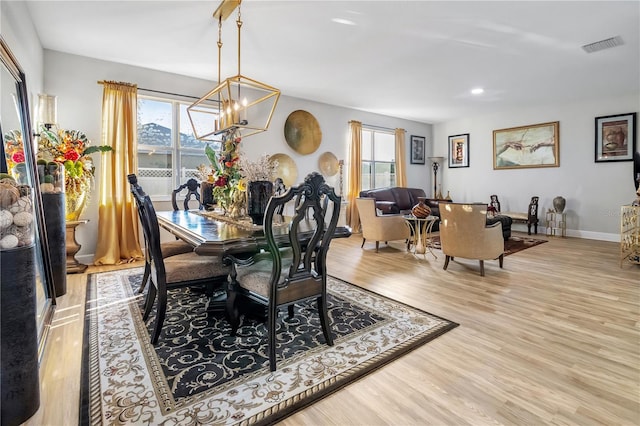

{"left": 11, "top": 151, "right": 25, "bottom": 163}
{"left": 64, "top": 150, "right": 81, "bottom": 161}
{"left": 214, "top": 176, "right": 228, "bottom": 187}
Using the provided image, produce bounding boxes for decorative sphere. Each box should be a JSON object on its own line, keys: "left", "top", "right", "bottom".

{"left": 0, "top": 210, "right": 13, "bottom": 229}
{"left": 0, "top": 234, "right": 19, "bottom": 249}
{"left": 13, "top": 211, "right": 33, "bottom": 227}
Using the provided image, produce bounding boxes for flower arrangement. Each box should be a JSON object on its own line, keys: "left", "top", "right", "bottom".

{"left": 238, "top": 154, "right": 278, "bottom": 182}
{"left": 3, "top": 130, "right": 26, "bottom": 172}
{"left": 206, "top": 129, "right": 244, "bottom": 213}
{"left": 38, "top": 126, "right": 112, "bottom": 219}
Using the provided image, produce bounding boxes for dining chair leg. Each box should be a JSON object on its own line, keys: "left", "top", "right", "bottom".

{"left": 138, "top": 261, "right": 151, "bottom": 295}
{"left": 268, "top": 308, "right": 277, "bottom": 371}
{"left": 142, "top": 283, "right": 156, "bottom": 321}
{"left": 361, "top": 238, "right": 366, "bottom": 248}
{"left": 443, "top": 255, "right": 450, "bottom": 271}
{"left": 499, "top": 254, "right": 504, "bottom": 268}
{"left": 479, "top": 260, "right": 485, "bottom": 277}
{"left": 317, "top": 295, "right": 334, "bottom": 346}
{"left": 151, "top": 288, "right": 167, "bottom": 344}
{"left": 375, "top": 241, "right": 379, "bottom": 252}
{"left": 226, "top": 288, "right": 240, "bottom": 335}
{"left": 287, "top": 304, "right": 294, "bottom": 318}
{"left": 204, "top": 282, "right": 215, "bottom": 297}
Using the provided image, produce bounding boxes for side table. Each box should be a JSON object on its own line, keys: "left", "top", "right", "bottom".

{"left": 404, "top": 215, "right": 439, "bottom": 258}
{"left": 66, "top": 220, "right": 89, "bottom": 273}
{"left": 545, "top": 211, "right": 566, "bottom": 237}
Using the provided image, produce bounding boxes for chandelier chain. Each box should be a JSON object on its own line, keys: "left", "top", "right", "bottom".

{"left": 236, "top": 3, "right": 242, "bottom": 77}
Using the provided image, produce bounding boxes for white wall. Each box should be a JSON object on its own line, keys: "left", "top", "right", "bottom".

{"left": 434, "top": 93, "right": 640, "bottom": 240}
{"left": 1, "top": 1, "right": 44, "bottom": 126}
{"left": 43, "top": 50, "right": 433, "bottom": 262}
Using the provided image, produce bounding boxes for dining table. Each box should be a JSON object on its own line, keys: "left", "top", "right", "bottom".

{"left": 155, "top": 209, "right": 353, "bottom": 312}
{"left": 156, "top": 209, "right": 352, "bottom": 255}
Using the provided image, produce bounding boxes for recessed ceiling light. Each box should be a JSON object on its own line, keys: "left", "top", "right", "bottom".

{"left": 471, "top": 88, "right": 484, "bottom": 95}
{"left": 332, "top": 18, "right": 356, "bottom": 26}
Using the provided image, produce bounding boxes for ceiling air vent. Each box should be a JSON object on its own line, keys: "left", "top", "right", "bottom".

{"left": 582, "top": 36, "right": 624, "bottom": 53}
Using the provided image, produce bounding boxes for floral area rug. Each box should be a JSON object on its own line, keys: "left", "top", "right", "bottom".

{"left": 429, "top": 235, "right": 547, "bottom": 256}
{"left": 80, "top": 267, "right": 458, "bottom": 425}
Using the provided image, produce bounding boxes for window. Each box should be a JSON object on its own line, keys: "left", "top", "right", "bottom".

{"left": 137, "top": 96, "right": 219, "bottom": 198}
{"left": 361, "top": 128, "right": 396, "bottom": 190}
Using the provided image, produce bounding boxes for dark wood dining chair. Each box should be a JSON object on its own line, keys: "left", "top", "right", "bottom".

{"left": 224, "top": 172, "right": 341, "bottom": 371}
{"left": 136, "top": 187, "right": 230, "bottom": 344}
{"left": 171, "top": 178, "right": 203, "bottom": 211}
{"left": 128, "top": 174, "right": 194, "bottom": 295}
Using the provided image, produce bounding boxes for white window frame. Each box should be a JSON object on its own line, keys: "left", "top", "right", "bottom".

{"left": 137, "top": 94, "right": 220, "bottom": 201}
{"left": 361, "top": 127, "right": 396, "bottom": 190}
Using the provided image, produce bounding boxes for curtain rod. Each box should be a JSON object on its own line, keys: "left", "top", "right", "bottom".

{"left": 362, "top": 123, "right": 405, "bottom": 132}
{"left": 97, "top": 81, "right": 206, "bottom": 101}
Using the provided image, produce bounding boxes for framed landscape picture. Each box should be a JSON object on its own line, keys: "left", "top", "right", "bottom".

{"left": 410, "top": 135, "right": 425, "bottom": 164}
{"left": 448, "top": 133, "right": 469, "bottom": 168}
{"left": 594, "top": 112, "right": 636, "bottom": 163}
{"left": 493, "top": 121, "right": 559, "bottom": 170}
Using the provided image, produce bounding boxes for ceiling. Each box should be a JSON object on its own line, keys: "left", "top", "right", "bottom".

{"left": 25, "top": 1, "right": 640, "bottom": 124}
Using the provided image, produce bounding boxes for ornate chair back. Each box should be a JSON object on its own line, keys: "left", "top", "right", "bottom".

{"left": 225, "top": 172, "right": 341, "bottom": 371}
{"left": 528, "top": 196, "right": 539, "bottom": 225}
{"left": 128, "top": 174, "right": 194, "bottom": 295}
{"left": 128, "top": 173, "right": 154, "bottom": 272}
{"left": 268, "top": 173, "right": 340, "bottom": 284}
{"left": 171, "top": 178, "right": 203, "bottom": 211}
{"left": 489, "top": 194, "right": 501, "bottom": 212}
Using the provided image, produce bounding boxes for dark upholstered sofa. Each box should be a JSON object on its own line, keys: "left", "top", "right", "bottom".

{"left": 358, "top": 187, "right": 427, "bottom": 215}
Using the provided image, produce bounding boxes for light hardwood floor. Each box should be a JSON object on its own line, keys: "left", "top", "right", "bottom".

{"left": 26, "top": 232, "right": 639, "bottom": 425}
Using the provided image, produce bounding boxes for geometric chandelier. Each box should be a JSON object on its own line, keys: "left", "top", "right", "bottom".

{"left": 187, "top": 0, "right": 280, "bottom": 141}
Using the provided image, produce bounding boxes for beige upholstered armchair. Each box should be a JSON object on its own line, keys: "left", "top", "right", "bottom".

{"left": 439, "top": 203, "right": 504, "bottom": 276}
{"left": 355, "top": 197, "right": 411, "bottom": 252}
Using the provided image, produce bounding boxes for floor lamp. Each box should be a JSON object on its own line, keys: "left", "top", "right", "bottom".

{"left": 428, "top": 156, "right": 445, "bottom": 199}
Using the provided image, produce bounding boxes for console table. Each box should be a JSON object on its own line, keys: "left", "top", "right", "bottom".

{"left": 66, "top": 220, "right": 89, "bottom": 273}
{"left": 545, "top": 211, "right": 567, "bottom": 237}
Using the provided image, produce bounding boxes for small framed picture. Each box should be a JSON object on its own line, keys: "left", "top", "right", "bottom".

{"left": 448, "top": 133, "right": 469, "bottom": 168}
{"left": 410, "top": 135, "right": 425, "bottom": 164}
{"left": 595, "top": 112, "right": 636, "bottom": 163}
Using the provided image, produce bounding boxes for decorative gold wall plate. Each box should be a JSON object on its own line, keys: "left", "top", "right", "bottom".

{"left": 318, "top": 151, "right": 339, "bottom": 177}
{"left": 269, "top": 153, "right": 298, "bottom": 187}
{"left": 284, "top": 110, "right": 322, "bottom": 155}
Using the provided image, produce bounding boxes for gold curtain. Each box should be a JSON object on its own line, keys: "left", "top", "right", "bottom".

{"left": 346, "top": 120, "right": 362, "bottom": 232}
{"left": 93, "top": 81, "right": 143, "bottom": 265}
{"left": 395, "top": 128, "right": 407, "bottom": 187}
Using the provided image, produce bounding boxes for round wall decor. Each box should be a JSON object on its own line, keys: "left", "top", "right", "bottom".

{"left": 269, "top": 153, "right": 298, "bottom": 187}
{"left": 318, "top": 151, "right": 339, "bottom": 177}
{"left": 284, "top": 110, "right": 322, "bottom": 155}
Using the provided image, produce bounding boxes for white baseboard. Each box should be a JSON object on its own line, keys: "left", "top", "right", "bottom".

{"left": 76, "top": 254, "right": 95, "bottom": 266}
{"left": 510, "top": 223, "right": 618, "bottom": 242}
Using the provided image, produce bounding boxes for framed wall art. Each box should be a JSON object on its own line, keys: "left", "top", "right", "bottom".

{"left": 493, "top": 121, "right": 559, "bottom": 170}
{"left": 448, "top": 133, "right": 469, "bottom": 168}
{"left": 594, "top": 112, "right": 636, "bottom": 163}
{"left": 410, "top": 135, "right": 425, "bottom": 164}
